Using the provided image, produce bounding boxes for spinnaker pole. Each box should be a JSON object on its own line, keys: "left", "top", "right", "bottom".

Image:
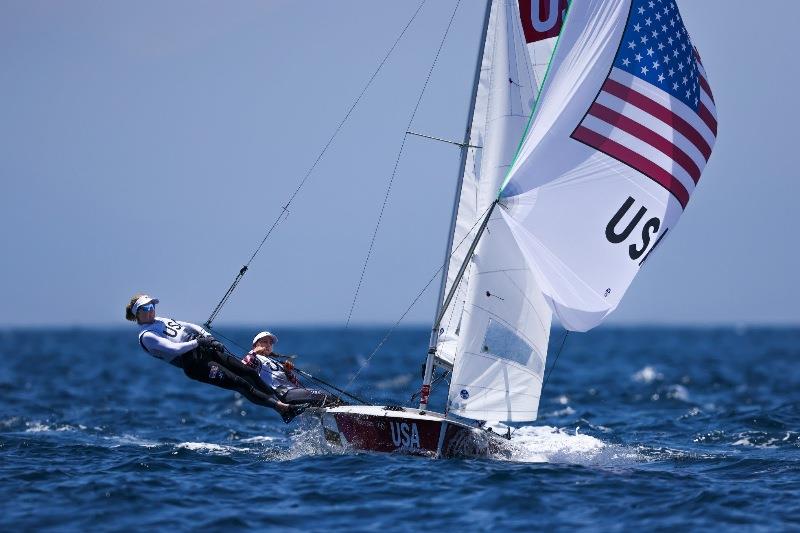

{"left": 419, "top": 0, "right": 494, "bottom": 412}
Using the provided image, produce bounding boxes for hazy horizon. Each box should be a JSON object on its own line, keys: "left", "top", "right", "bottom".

{"left": 3, "top": 319, "right": 797, "bottom": 331}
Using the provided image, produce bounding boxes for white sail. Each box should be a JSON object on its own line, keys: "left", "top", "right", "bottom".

{"left": 436, "top": 0, "right": 546, "bottom": 368}
{"left": 500, "top": 0, "right": 718, "bottom": 331}
{"left": 446, "top": 211, "right": 552, "bottom": 422}
{"left": 438, "top": 0, "right": 553, "bottom": 423}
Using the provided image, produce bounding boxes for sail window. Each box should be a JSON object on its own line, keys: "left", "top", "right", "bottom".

{"left": 482, "top": 320, "right": 541, "bottom": 373}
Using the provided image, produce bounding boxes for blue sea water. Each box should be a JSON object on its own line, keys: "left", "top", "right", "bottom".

{"left": 1, "top": 326, "right": 798, "bottom": 531}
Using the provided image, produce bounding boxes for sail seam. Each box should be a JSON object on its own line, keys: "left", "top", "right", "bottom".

{"left": 454, "top": 353, "right": 543, "bottom": 382}
{"left": 500, "top": 268, "right": 548, "bottom": 340}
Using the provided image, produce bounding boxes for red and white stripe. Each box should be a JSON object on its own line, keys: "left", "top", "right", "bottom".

{"left": 572, "top": 60, "right": 717, "bottom": 209}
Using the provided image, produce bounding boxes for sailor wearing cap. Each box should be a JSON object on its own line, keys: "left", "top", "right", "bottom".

{"left": 125, "top": 293, "right": 305, "bottom": 422}
{"left": 242, "top": 330, "right": 343, "bottom": 408}
{"left": 126, "top": 295, "right": 208, "bottom": 364}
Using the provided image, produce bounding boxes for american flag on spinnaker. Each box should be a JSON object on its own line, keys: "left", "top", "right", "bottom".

{"left": 571, "top": 0, "right": 717, "bottom": 209}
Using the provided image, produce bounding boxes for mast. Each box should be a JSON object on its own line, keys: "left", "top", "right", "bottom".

{"left": 420, "top": 0, "right": 494, "bottom": 412}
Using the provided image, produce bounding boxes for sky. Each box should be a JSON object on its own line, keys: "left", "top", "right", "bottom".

{"left": 0, "top": 0, "right": 797, "bottom": 328}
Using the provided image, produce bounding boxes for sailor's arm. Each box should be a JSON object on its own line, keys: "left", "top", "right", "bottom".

{"left": 141, "top": 332, "right": 199, "bottom": 357}
{"left": 176, "top": 320, "right": 210, "bottom": 339}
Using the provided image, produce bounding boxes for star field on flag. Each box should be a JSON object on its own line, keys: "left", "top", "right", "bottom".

{"left": 571, "top": 0, "right": 717, "bottom": 208}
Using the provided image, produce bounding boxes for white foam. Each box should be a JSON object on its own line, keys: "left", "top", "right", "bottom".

{"left": 543, "top": 406, "right": 576, "bottom": 417}
{"left": 238, "top": 435, "right": 278, "bottom": 444}
{"left": 0, "top": 417, "right": 19, "bottom": 428}
{"left": 731, "top": 431, "right": 798, "bottom": 449}
{"left": 505, "top": 425, "right": 641, "bottom": 465}
{"left": 261, "top": 417, "right": 345, "bottom": 461}
{"left": 175, "top": 442, "right": 251, "bottom": 454}
{"left": 666, "top": 384, "right": 690, "bottom": 402}
{"left": 103, "top": 434, "right": 161, "bottom": 448}
{"left": 24, "top": 422, "right": 78, "bottom": 433}
{"left": 632, "top": 366, "right": 663, "bottom": 384}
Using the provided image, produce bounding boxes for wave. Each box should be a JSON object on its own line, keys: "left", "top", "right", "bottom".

{"left": 175, "top": 442, "right": 253, "bottom": 454}
{"left": 101, "top": 433, "right": 161, "bottom": 448}
{"left": 24, "top": 422, "right": 85, "bottom": 433}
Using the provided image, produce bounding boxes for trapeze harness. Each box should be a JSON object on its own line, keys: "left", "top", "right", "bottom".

{"left": 137, "top": 317, "right": 283, "bottom": 412}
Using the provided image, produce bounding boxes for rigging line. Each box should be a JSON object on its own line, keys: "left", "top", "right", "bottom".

{"left": 542, "top": 330, "right": 570, "bottom": 390}
{"left": 207, "top": 329, "right": 249, "bottom": 353}
{"left": 204, "top": 0, "right": 429, "bottom": 328}
{"left": 344, "top": 0, "right": 464, "bottom": 329}
{"left": 207, "top": 329, "right": 368, "bottom": 404}
{"left": 344, "top": 260, "right": 443, "bottom": 391}
{"left": 292, "top": 368, "right": 369, "bottom": 405}
{"left": 344, "top": 200, "right": 495, "bottom": 393}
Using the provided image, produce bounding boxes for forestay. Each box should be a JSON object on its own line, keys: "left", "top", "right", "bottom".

{"left": 439, "top": 0, "right": 553, "bottom": 423}
{"left": 500, "top": 0, "right": 718, "bottom": 332}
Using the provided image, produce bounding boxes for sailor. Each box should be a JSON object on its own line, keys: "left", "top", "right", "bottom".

{"left": 242, "top": 331, "right": 344, "bottom": 408}
{"left": 125, "top": 293, "right": 306, "bottom": 423}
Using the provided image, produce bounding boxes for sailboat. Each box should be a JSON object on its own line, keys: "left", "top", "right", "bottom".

{"left": 316, "top": 0, "right": 717, "bottom": 458}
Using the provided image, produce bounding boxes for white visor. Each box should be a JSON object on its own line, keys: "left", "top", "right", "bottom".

{"left": 252, "top": 331, "right": 278, "bottom": 346}
{"left": 132, "top": 295, "right": 159, "bottom": 315}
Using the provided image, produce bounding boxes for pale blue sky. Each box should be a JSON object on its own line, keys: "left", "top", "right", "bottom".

{"left": 1, "top": 1, "right": 797, "bottom": 327}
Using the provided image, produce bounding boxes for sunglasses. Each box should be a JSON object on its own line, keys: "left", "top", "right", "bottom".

{"left": 138, "top": 303, "right": 155, "bottom": 313}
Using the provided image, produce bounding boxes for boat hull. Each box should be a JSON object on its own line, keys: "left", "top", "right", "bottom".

{"left": 316, "top": 405, "right": 506, "bottom": 458}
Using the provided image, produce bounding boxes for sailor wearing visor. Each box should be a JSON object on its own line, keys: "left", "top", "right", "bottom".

{"left": 125, "top": 293, "right": 306, "bottom": 423}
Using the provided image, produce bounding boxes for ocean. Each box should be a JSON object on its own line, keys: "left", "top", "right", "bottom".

{"left": 1, "top": 326, "right": 798, "bottom": 531}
